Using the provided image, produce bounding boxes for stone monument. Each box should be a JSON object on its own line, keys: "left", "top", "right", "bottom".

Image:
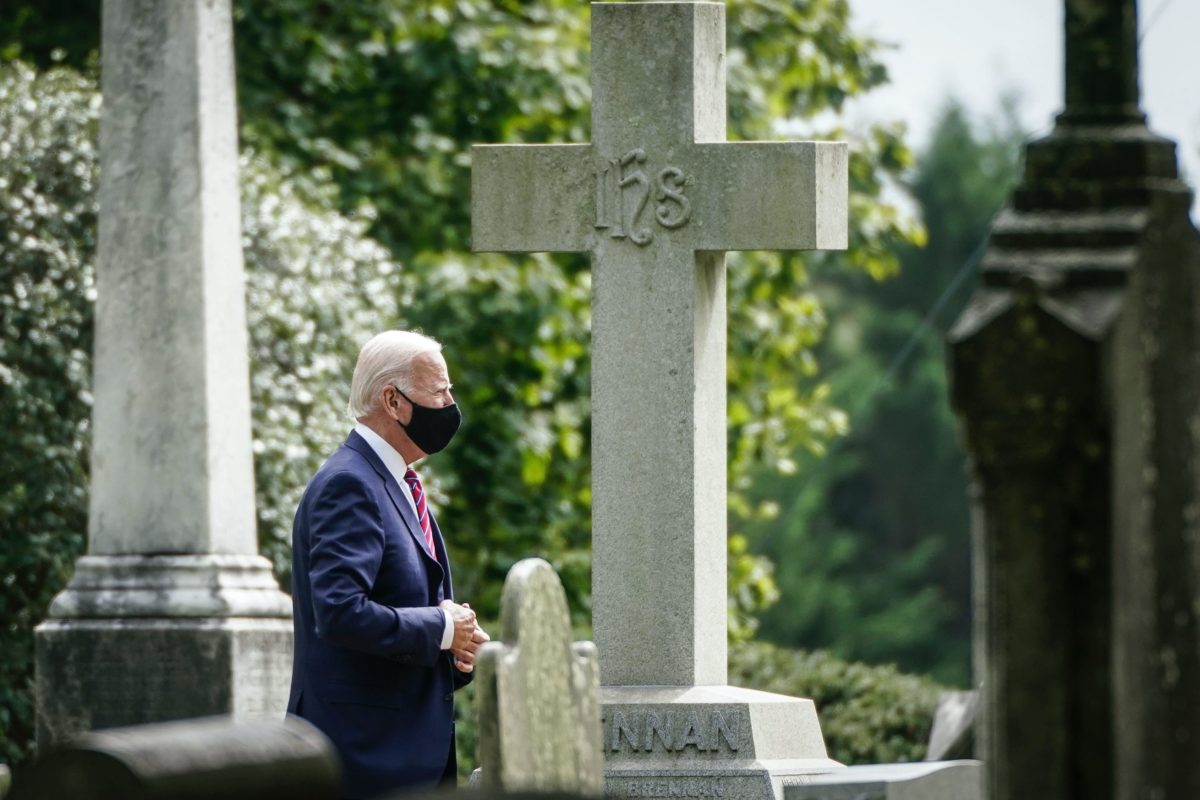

{"left": 948, "top": 0, "right": 1200, "bottom": 798}
{"left": 784, "top": 762, "right": 982, "bottom": 800}
{"left": 34, "top": 0, "right": 293, "bottom": 747}
{"left": 476, "top": 558, "right": 604, "bottom": 797}
{"left": 924, "top": 691, "right": 977, "bottom": 762}
{"left": 473, "top": 3, "right": 846, "bottom": 797}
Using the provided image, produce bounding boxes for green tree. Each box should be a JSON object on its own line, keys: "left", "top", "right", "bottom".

{"left": 749, "top": 98, "right": 1026, "bottom": 685}
{"left": 730, "top": 639, "right": 942, "bottom": 764}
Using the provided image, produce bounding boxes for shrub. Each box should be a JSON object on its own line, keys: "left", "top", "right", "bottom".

{"left": 729, "top": 640, "right": 941, "bottom": 764}
{"left": 0, "top": 61, "right": 96, "bottom": 765}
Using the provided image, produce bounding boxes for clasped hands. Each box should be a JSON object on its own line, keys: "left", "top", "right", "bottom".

{"left": 440, "top": 599, "right": 490, "bottom": 673}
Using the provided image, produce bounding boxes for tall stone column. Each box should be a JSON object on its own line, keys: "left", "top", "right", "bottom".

{"left": 949, "top": 1, "right": 1200, "bottom": 798}
{"left": 34, "top": 0, "right": 292, "bottom": 748}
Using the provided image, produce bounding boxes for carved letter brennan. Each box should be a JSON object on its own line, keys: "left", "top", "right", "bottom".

{"left": 604, "top": 710, "right": 741, "bottom": 753}
{"left": 611, "top": 710, "right": 641, "bottom": 752}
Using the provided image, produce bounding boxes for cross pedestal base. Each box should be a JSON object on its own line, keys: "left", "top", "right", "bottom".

{"left": 601, "top": 686, "right": 843, "bottom": 800}
{"left": 785, "top": 761, "right": 983, "bottom": 800}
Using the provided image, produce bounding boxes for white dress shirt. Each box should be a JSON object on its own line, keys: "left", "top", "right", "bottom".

{"left": 353, "top": 423, "right": 454, "bottom": 650}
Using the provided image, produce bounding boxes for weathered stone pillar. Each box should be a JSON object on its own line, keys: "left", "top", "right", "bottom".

{"left": 34, "top": 0, "right": 292, "bottom": 748}
{"left": 948, "top": 1, "right": 1200, "bottom": 798}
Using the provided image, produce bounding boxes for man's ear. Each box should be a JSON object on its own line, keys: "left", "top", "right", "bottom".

{"left": 385, "top": 385, "right": 409, "bottom": 419}
{"left": 382, "top": 385, "right": 399, "bottom": 417}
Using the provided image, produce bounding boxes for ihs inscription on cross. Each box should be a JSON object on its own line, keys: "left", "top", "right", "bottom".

{"left": 472, "top": 2, "right": 847, "bottom": 688}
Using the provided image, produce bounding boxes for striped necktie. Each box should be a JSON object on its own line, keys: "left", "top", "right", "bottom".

{"left": 403, "top": 467, "right": 437, "bottom": 559}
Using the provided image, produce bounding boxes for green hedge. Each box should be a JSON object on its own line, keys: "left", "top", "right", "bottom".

{"left": 0, "top": 62, "right": 97, "bottom": 766}
{"left": 455, "top": 641, "right": 941, "bottom": 777}
{"left": 729, "top": 640, "right": 941, "bottom": 764}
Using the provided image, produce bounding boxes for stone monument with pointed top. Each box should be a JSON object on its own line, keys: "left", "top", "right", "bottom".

{"left": 473, "top": 3, "right": 846, "bottom": 797}
{"left": 949, "top": 0, "right": 1200, "bottom": 798}
{"left": 476, "top": 558, "right": 604, "bottom": 797}
{"left": 34, "top": 0, "right": 293, "bottom": 747}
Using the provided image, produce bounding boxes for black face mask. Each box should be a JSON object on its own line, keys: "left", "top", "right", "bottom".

{"left": 397, "top": 388, "right": 462, "bottom": 454}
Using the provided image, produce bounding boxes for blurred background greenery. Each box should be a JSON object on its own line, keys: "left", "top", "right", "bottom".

{"left": 0, "top": 0, "right": 1024, "bottom": 769}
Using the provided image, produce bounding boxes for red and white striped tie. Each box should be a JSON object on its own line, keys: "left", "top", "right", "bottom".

{"left": 403, "top": 467, "right": 437, "bottom": 559}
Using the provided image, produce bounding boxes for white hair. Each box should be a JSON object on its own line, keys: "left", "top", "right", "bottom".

{"left": 347, "top": 330, "right": 443, "bottom": 419}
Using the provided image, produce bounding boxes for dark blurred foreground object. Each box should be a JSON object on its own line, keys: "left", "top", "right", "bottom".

{"left": 382, "top": 791, "right": 583, "bottom": 800}
{"left": 948, "top": 0, "right": 1200, "bottom": 798}
{"left": 10, "top": 716, "right": 338, "bottom": 800}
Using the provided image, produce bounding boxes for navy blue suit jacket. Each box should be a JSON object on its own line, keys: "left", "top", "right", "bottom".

{"left": 287, "top": 430, "right": 471, "bottom": 799}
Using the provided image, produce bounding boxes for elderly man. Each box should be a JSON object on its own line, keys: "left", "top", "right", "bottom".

{"left": 287, "top": 330, "right": 488, "bottom": 799}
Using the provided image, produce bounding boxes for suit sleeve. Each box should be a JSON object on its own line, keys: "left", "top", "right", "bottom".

{"left": 452, "top": 659, "right": 475, "bottom": 690}
{"left": 307, "top": 470, "right": 445, "bottom": 666}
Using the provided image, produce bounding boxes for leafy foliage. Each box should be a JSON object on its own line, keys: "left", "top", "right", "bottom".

{"left": 748, "top": 98, "right": 1026, "bottom": 685}
{"left": 730, "top": 639, "right": 941, "bottom": 764}
{"left": 0, "top": 62, "right": 96, "bottom": 766}
{"left": 233, "top": 1, "right": 593, "bottom": 259}
{"left": 242, "top": 157, "right": 407, "bottom": 588}
{"left": 0, "top": 0, "right": 98, "bottom": 68}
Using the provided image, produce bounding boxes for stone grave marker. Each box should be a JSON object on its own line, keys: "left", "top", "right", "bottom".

{"left": 924, "top": 690, "right": 977, "bottom": 762}
{"left": 10, "top": 716, "right": 338, "bottom": 800}
{"left": 35, "top": 0, "right": 292, "bottom": 747}
{"left": 476, "top": 558, "right": 604, "bottom": 797}
{"left": 784, "top": 762, "right": 982, "bottom": 800}
{"left": 473, "top": 3, "right": 846, "bottom": 797}
{"left": 949, "top": 0, "right": 1200, "bottom": 797}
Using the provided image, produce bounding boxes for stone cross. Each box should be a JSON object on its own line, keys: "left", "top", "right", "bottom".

{"left": 35, "top": 0, "right": 292, "bottom": 747}
{"left": 476, "top": 558, "right": 604, "bottom": 797}
{"left": 472, "top": 1, "right": 846, "bottom": 689}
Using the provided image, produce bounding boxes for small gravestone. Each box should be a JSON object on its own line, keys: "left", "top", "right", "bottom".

{"left": 10, "top": 716, "right": 338, "bottom": 800}
{"left": 784, "top": 762, "right": 982, "bottom": 800}
{"left": 476, "top": 558, "right": 603, "bottom": 797}
{"left": 925, "top": 690, "right": 977, "bottom": 762}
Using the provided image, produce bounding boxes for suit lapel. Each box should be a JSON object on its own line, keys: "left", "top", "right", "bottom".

{"left": 429, "top": 513, "right": 453, "bottom": 599}
{"left": 345, "top": 431, "right": 443, "bottom": 571}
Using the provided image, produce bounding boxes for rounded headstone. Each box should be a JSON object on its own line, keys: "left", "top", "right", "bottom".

{"left": 11, "top": 716, "right": 338, "bottom": 800}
